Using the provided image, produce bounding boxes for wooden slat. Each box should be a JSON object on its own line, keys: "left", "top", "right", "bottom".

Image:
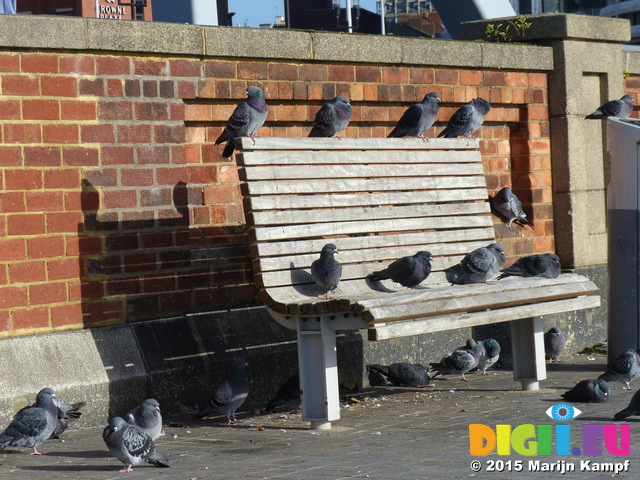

{"left": 243, "top": 176, "right": 486, "bottom": 196}
{"left": 239, "top": 150, "right": 482, "bottom": 166}
{"left": 235, "top": 136, "right": 480, "bottom": 151}
{"left": 368, "top": 296, "right": 601, "bottom": 340}
{"left": 248, "top": 202, "right": 490, "bottom": 226}
{"left": 245, "top": 188, "right": 490, "bottom": 211}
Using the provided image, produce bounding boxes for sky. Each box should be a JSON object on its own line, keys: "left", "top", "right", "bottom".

{"left": 228, "top": 0, "right": 380, "bottom": 28}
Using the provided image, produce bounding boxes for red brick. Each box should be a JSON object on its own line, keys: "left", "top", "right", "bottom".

{"left": 0, "top": 99, "right": 20, "bottom": 119}
{"left": 527, "top": 104, "right": 549, "bottom": 121}
{"left": 0, "top": 53, "right": 20, "bottom": 72}
{"left": 154, "top": 124, "right": 185, "bottom": 144}
{"left": 121, "top": 168, "right": 154, "bottom": 186}
{"left": 60, "top": 55, "right": 95, "bottom": 75}
{"left": 99, "top": 101, "right": 133, "bottom": 121}
{"left": 204, "top": 60, "right": 236, "bottom": 78}
{"left": 5, "top": 169, "right": 42, "bottom": 190}
{"left": 203, "top": 184, "right": 237, "bottom": 205}
{"left": 136, "top": 102, "right": 169, "bottom": 121}
{"left": 484, "top": 71, "right": 506, "bottom": 86}
{"left": 170, "top": 59, "right": 200, "bottom": 77}
{"left": 66, "top": 236, "right": 102, "bottom": 256}
{"left": 435, "top": 69, "right": 458, "bottom": 85}
{"left": 0, "top": 286, "right": 27, "bottom": 309}
{"left": 22, "top": 99, "right": 59, "bottom": 120}
{"left": 63, "top": 147, "right": 99, "bottom": 167}
{"left": 48, "top": 258, "right": 81, "bottom": 280}
{"left": 102, "top": 190, "right": 137, "bottom": 209}
{"left": 24, "top": 146, "right": 62, "bottom": 167}
{"left": 382, "top": 67, "right": 409, "bottom": 84}
{"left": 133, "top": 58, "right": 167, "bottom": 76}
{"left": 26, "top": 191, "right": 64, "bottom": 212}
{"left": 236, "top": 62, "right": 267, "bottom": 80}
{"left": 139, "top": 188, "right": 171, "bottom": 207}
{"left": 41, "top": 76, "right": 78, "bottom": 97}
{"left": 44, "top": 169, "right": 80, "bottom": 189}
{"left": 13, "top": 307, "right": 50, "bottom": 330}
{"left": 106, "top": 78, "right": 124, "bottom": 97}
{"left": 30, "top": 282, "right": 67, "bottom": 305}
{"left": 51, "top": 303, "right": 85, "bottom": 327}
{"left": 61, "top": 100, "right": 97, "bottom": 120}
{"left": 86, "top": 300, "right": 124, "bottom": 322}
{"left": 118, "top": 124, "right": 152, "bottom": 143}
{"left": 22, "top": 54, "right": 58, "bottom": 73}
{"left": 80, "top": 124, "right": 116, "bottom": 143}
{"left": 84, "top": 168, "right": 118, "bottom": 187}
{"left": 27, "top": 236, "right": 65, "bottom": 258}
{"left": 96, "top": 56, "right": 131, "bottom": 75}
{"left": 506, "top": 72, "right": 528, "bottom": 87}
{"left": 107, "top": 278, "right": 142, "bottom": 295}
{"left": 78, "top": 78, "right": 105, "bottom": 96}
{"left": 528, "top": 73, "right": 548, "bottom": 89}
{"left": 43, "top": 125, "right": 79, "bottom": 144}
{"left": 143, "top": 80, "right": 158, "bottom": 97}
{"left": 0, "top": 192, "right": 24, "bottom": 213}
{"left": 268, "top": 63, "right": 298, "bottom": 81}
{"left": 8, "top": 214, "right": 45, "bottom": 235}
{"left": 47, "top": 212, "right": 84, "bottom": 233}
{"left": 2, "top": 75, "right": 39, "bottom": 95}
{"left": 9, "top": 261, "right": 46, "bottom": 283}
{"left": 4, "top": 123, "right": 42, "bottom": 143}
{"left": 178, "top": 80, "right": 197, "bottom": 99}
{"left": 136, "top": 145, "right": 171, "bottom": 164}
{"left": 102, "top": 145, "right": 135, "bottom": 165}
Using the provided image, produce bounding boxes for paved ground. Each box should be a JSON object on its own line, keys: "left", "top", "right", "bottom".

{"left": 1, "top": 353, "right": 639, "bottom": 480}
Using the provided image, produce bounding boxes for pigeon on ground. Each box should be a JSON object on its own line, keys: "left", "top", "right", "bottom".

{"left": 367, "top": 251, "right": 432, "bottom": 289}
{"left": 614, "top": 389, "right": 640, "bottom": 420}
{"left": 598, "top": 349, "right": 640, "bottom": 390}
{"left": 437, "top": 97, "right": 491, "bottom": 138}
{"left": 585, "top": 94, "right": 633, "bottom": 120}
{"left": 444, "top": 243, "right": 506, "bottom": 285}
{"left": 198, "top": 358, "right": 249, "bottom": 424}
{"left": 366, "top": 363, "right": 431, "bottom": 387}
{"left": 265, "top": 375, "right": 301, "bottom": 412}
{"left": 430, "top": 339, "right": 481, "bottom": 381}
{"left": 544, "top": 327, "right": 566, "bottom": 363}
{"left": 214, "top": 85, "right": 268, "bottom": 158}
{"left": 126, "top": 398, "right": 162, "bottom": 441}
{"left": 497, "top": 254, "right": 561, "bottom": 281}
{"left": 50, "top": 396, "right": 86, "bottom": 439}
{"left": 562, "top": 379, "right": 611, "bottom": 403}
{"left": 311, "top": 243, "right": 342, "bottom": 299}
{"left": 491, "top": 187, "right": 529, "bottom": 230}
{"left": 388, "top": 92, "right": 440, "bottom": 140}
{"left": 477, "top": 338, "right": 501, "bottom": 375}
{"left": 0, "top": 387, "right": 58, "bottom": 455}
{"left": 308, "top": 96, "right": 352, "bottom": 137}
{"left": 103, "top": 417, "right": 169, "bottom": 473}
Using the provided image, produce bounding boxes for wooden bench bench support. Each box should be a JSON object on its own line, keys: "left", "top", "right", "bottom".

{"left": 510, "top": 317, "right": 546, "bottom": 390}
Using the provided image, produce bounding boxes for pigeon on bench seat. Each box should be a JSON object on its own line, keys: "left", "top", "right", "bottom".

{"left": 437, "top": 97, "right": 491, "bottom": 138}
{"left": 198, "top": 358, "right": 249, "bottom": 424}
{"left": 444, "top": 243, "right": 506, "bottom": 285}
{"left": 388, "top": 92, "right": 440, "bottom": 140}
{"left": 103, "top": 417, "right": 169, "bottom": 472}
{"left": 497, "top": 254, "right": 561, "bottom": 281}
{"left": 366, "top": 363, "right": 431, "bottom": 387}
{"left": 585, "top": 94, "right": 633, "bottom": 120}
{"left": 308, "top": 96, "right": 352, "bottom": 138}
{"left": 367, "top": 251, "right": 432, "bottom": 289}
{"left": 311, "top": 243, "right": 342, "bottom": 300}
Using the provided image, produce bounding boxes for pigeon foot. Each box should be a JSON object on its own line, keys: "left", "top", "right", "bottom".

{"left": 117, "top": 465, "right": 133, "bottom": 473}
{"left": 30, "top": 449, "right": 44, "bottom": 455}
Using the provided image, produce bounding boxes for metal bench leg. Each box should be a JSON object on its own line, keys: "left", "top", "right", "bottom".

{"left": 296, "top": 317, "right": 340, "bottom": 430}
{"left": 510, "top": 316, "right": 547, "bottom": 391}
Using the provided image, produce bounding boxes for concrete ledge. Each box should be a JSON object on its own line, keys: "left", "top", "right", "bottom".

{"left": 0, "top": 14, "right": 552, "bottom": 71}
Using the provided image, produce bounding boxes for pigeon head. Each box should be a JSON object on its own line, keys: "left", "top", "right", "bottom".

{"left": 548, "top": 327, "right": 561, "bottom": 335}
{"left": 35, "top": 387, "right": 56, "bottom": 406}
{"left": 245, "top": 86, "right": 264, "bottom": 99}
{"left": 231, "top": 357, "right": 249, "bottom": 373}
{"left": 334, "top": 96, "right": 350, "bottom": 106}
{"left": 473, "top": 97, "right": 492, "bottom": 115}
{"left": 110, "top": 416, "right": 127, "bottom": 432}
{"left": 143, "top": 398, "right": 160, "bottom": 411}
{"left": 622, "top": 94, "right": 634, "bottom": 103}
{"left": 423, "top": 92, "right": 441, "bottom": 104}
{"left": 484, "top": 338, "right": 501, "bottom": 355}
{"left": 320, "top": 243, "right": 338, "bottom": 258}
{"left": 595, "top": 379, "right": 611, "bottom": 398}
{"left": 415, "top": 251, "right": 432, "bottom": 262}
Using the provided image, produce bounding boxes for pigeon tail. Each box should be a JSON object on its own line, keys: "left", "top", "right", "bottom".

{"left": 146, "top": 451, "right": 170, "bottom": 468}
{"left": 222, "top": 138, "right": 236, "bottom": 158}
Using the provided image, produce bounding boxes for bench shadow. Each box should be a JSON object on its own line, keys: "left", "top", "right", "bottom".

{"left": 43, "top": 449, "right": 111, "bottom": 459}
{"left": 289, "top": 262, "right": 320, "bottom": 296}
{"left": 545, "top": 362, "right": 605, "bottom": 373}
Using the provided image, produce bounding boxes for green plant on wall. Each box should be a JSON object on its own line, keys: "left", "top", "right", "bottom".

{"left": 485, "top": 15, "right": 532, "bottom": 42}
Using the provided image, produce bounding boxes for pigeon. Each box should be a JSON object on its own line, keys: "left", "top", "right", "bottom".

{"left": 367, "top": 251, "right": 432, "bottom": 289}
{"left": 214, "top": 85, "right": 268, "bottom": 158}
{"left": 103, "top": 417, "right": 169, "bottom": 473}
{"left": 311, "top": 243, "right": 342, "bottom": 299}
{"left": 198, "top": 357, "right": 249, "bottom": 424}
{"left": 308, "top": 96, "right": 352, "bottom": 137}
{"left": 444, "top": 243, "right": 506, "bottom": 285}
{"left": 388, "top": 92, "right": 440, "bottom": 140}
{"left": 366, "top": 363, "right": 431, "bottom": 387}
{"left": 598, "top": 349, "right": 640, "bottom": 390}
{"left": 497, "top": 254, "right": 561, "bottom": 281}
{"left": 265, "top": 375, "right": 301, "bottom": 412}
{"left": 544, "top": 327, "right": 566, "bottom": 363}
{"left": 477, "top": 338, "right": 501, "bottom": 375}
{"left": 126, "top": 398, "right": 162, "bottom": 441}
{"left": 562, "top": 379, "right": 611, "bottom": 403}
{"left": 614, "top": 389, "right": 640, "bottom": 420}
{"left": 585, "top": 94, "right": 633, "bottom": 120}
{"left": 50, "top": 396, "right": 86, "bottom": 439}
{"left": 437, "top": 97, "right": 491, "bottom": 138}
{"left": 491, "top": 187, "right": 529, "bottom": 230}
{"left": 0, "top": 387, "right": 58, "bottom": 455}
{"left": 430, "top": 339, "right": 480, "bottom": 381}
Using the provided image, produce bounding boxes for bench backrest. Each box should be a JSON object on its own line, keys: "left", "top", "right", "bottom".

{"left": 237, "top": 137, "right": 496, "bottom": 303}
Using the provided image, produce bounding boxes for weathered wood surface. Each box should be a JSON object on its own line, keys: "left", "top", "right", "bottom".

{"left": 235, "top": 137, "right": 480, "bottom": 151}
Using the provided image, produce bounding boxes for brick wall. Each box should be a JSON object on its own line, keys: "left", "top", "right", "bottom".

{"left": 0, "top": 48, "right": 552, "bottom": 337}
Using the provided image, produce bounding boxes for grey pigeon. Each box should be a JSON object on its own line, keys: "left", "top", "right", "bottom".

{"left": 492, "top": 187, "right": 528, "bottom": 230}
{"left": 477, "top": 338, "right": 501, "bottom": 375}
{"left": 437, "top": 97, "right": 491, "bottom": 138}
{"left": 614, "top": 389, "right": 640, "bottom": 420}
{"left": 214, "top": 85, "right": 268, "bottom": 158}
{"left": 0, "top": 387, "right": 58, "bottom": 455}
{"left": 103, "top": 417, "right": 169, "bottom": 473}
{"left": 198, "top": 357, "right": 249, "bottom": 424}
{"left": 50, "top": 396, "right": 86, "bottom": 439}
{"left": 598, "top": 349, "right": 640, "bottom": 390}
{"left": 367, "top": 251, "right": 432, "bottom": 288}
{"left": 562, "top": 379, "right": 611, "bottom": 403}
{"left": 497, "top": 254, "right": 561, "bottom": 281}
{"left": 430, "top": 339, "right": 480, "bottom": 381}
{"left": 388, "top": 92, "right": 440, "bottom": 140}
{"left": 126, "top": 398, "right": 162, "bottom": 441}
{"left": 586, "top": 94, "right": 633, "bottom": 120}
{"left": 366, "top": 363, "right": 431, "bottom": 387}
{"left": 544, "top": 327, "right": 566, "bottom": 363}
{"left": 444, "top": 243, "right": 506, "bottom": 285}
{"left": 308, "top": 96, "right": 352, "bottom": 138}
{"left": 265, "top": 375, "right": 301, "bottom": 412}
{"left": 311, "top": 243, "right": 342, "bottom": 299}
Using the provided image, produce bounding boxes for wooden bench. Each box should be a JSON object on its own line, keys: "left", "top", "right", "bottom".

{"left": 236, "top": 137, "right": 600, "bottom": 429}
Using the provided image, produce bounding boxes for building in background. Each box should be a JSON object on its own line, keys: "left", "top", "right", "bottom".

{"left": 381, "top": 0, "right": 448, "bottom": 37}
{"left": 601, "top": 1, "right": 640, "bottom": 44}
{"left": 16, "top": 0, "right": 152, "bottom": 20}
